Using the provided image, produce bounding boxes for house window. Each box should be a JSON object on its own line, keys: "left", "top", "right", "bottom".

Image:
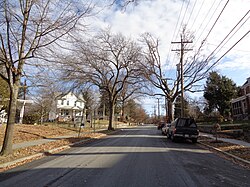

{"left": 74, "top": 102, "right": 77, "bottom": 107}
{"left": 67, "top": 101, "right": 69, "bottom": 105}
{"left": 61, "top": 100, "right": 64, "bottom": 105}
{"left": 246, "top": 86, "right": 250, "bottom": 94}
{"left": 61, "top": 110, "right": 69, "bottom": 116}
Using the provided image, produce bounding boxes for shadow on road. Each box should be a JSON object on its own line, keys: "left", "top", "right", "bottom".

{"left": 0, "top": 125, "right": 249, "bottom": 187}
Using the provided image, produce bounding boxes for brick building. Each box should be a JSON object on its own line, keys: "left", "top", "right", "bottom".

{"left": 231, "top": 77, "right": 250, "bottom": 120}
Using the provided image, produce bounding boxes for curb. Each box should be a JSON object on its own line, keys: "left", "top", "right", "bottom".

{"left": 0, "top": 129, "right": 121, "bottom": 170}
{"left": 0, "top": 153, "right": 44, "bottom": 168}
{"left": 198, "top": 141, "right": 250, "bottom": 165}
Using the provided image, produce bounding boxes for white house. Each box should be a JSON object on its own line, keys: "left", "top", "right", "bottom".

{"left": 49, "top": 92, "right": 85, "bottom": 123}
{"left": 0, "top": 105, "right": 7, "bottom": 124}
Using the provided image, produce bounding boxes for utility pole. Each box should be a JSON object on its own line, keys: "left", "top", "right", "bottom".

{"left": 172, "top": 35, "right": 192, "bottom": 118}
{"left": 153, "top": 105, "right": 156, "bottom": 118}
{"left": 19, "top": 79, "right": 27, "bottom": 124}
{"left": 156, "top": 98, "right": 160, "bottom": 119}
{"left": 165, "top": 96, "right": 168, "bottom": 123}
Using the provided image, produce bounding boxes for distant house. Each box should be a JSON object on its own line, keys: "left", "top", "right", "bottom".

{"left": 49, "top": 92, "right": 85, "bottom": 123}
{"left": 231, "top": 77, "right": 250, "bottom": 120}
{"left": 0, "top": 105, "right": 7, "bottom": 124}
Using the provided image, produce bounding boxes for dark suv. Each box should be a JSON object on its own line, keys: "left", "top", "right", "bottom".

{"left": 167, "top": 118, "right": 199, "bottom": 143}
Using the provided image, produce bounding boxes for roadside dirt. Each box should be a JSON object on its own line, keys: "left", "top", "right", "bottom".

{"left": 199, "top": 136, "right": 250, "bottom": 169}
{"left": 0, "top": 124, "right": 78, "bottom": 144}
{"left": 0, "top": 124, "right": 109, "bottom": 172}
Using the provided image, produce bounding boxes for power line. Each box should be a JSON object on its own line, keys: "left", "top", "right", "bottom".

{"left": 165, "top": 0, "right": 185, "bottom": 78}
{"left": 212, "top": 29, "right": 250, "bottom": 68}
{"left": 171, "top": 0, "right": 185, "bottom": 45}
{"left": 172, "top": 0, "right": 215, "bottom": 69}
{"left": 193, "top": 0, "right": 218, "bottom": 45}
{"left": 207, "top": 43, "right": 250, "bottom": 53}
{"left": 185, "top": 0, "right": 198, "bottom": 28}
{"left": 189, "top": 0, "right": 205, "bottom": 31}
{"left": 208, "top": 10, "right": 250, "bottom": 59}
{"left": 174, "top": 0, "right": 191, "bottom": 41}
{"left": 203, "top": 0, "right": 230, "bottom": 42}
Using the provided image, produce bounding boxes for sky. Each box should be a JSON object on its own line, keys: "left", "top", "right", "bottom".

{"left": 86, "top": 0, "right": 250, "bottom": 115}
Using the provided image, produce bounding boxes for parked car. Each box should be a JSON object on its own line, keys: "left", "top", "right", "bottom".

{"left": 161, "top": 123, "right": 171, "bottom": 135}
{"left": 167, "top": 118, "right": 199, "bottom": 143}
{"left": 157, "top": 122, "right": 166, "bottom": 130}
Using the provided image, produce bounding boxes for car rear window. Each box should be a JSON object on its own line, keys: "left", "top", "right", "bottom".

{"left": 177, "top": 118, "right": 197, "bottom": 128}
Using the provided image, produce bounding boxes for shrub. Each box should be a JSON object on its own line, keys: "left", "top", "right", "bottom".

{"left": 23, "top": 113, "right": 40, "bottom": 124}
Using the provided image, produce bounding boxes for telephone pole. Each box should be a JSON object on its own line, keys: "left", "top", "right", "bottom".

{"left": 171, "top": 35, "right": 192, "bottom": 117}
{"left": 19, "top": 79, "right": 27, "bottom": 124}
{"left": 156, "top": 98, "right": 160, "bottom": 119}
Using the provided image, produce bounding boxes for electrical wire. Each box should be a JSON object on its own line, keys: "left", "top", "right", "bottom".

{"left": 165, "top": 0, "right": 185, "bottom": 78}
{"left": 174, "top": 0, "right": 191, "bottom": 41}
{"left": 194, "top": 0, "right": 223, "bottom": 46}
{"left": 185, "top": 0, "right": 198, "bottom": 28}
{"left": 203, "top": 0, "right": 230, "bottom": 43}
{"left": 207, "top": 43, "right": 250, "bottom": 53}
{"left": 168, "top": 0, "right": 192, "bottom": 78}
{"left": 211, "top": 10, "right": 250, "bottom": 58}
{"left": 213, "top": 29, "right": 250, "bottom": 65}
{"left": 189, "top": 0, "right": 205, "bottom": 31}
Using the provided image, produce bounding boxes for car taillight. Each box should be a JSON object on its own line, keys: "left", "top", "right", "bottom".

{"left": 173, "top": 128, "right": 176, "bottom": 134}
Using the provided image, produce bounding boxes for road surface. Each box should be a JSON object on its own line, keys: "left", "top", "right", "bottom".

{"left": 0, "top": 124, "right": 249, "bottom": 187}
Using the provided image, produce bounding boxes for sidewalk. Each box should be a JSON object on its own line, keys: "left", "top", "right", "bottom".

{"left": 2, "top": 131, "right": 249, "bottom": 152}
{"left": 0, "top": 134, "right": 90, "bottom": 150}
{"left": 0, "top": 129, "right": 107, "bottom": 151}
{"left": 5, "top": 135, "right": 78, "bottom": 150}
{"left": 200, "top": 132, "right": 250, "bottom": 147}
{"left": 0, "top": 128, "right": 119, "bottom": 170}
{"left": 0, "top": 125, "right": 134, "bottom": 152}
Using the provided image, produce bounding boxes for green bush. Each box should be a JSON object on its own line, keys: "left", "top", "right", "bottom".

{"left": 23, "top": 113, "right": 40, "bottom": 124}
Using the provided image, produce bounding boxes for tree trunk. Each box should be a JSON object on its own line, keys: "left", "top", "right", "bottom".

{"left": 108, "top": 101, "right": 114, "bottom": 130}
{"left": 1, "top": 83, "right": 19, "bottom": 155}
{"left": 121, "top": 101, "right": 125, "bottom": 122}
{"left": 168, "top": 100, "right": 174, "bottom": 122}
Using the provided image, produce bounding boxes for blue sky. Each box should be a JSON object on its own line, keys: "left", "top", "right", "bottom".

{"left": 87, "top": 0, "right": 250, "bottom": 114}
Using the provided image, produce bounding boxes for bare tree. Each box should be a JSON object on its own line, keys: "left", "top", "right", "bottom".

{"left": 0, "top": 0, "right": 93, "bottom": 155}
{"left": 62, "top": 30, "right": 142, "bottom": 130}
{"left": 140, "top": 29, "right": 214, "bottom": 122}
{"left": 118, "top": 78, "right": 147, "bottom": 122}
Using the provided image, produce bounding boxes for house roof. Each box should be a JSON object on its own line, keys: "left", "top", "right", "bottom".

{"left": 57, "top": 105, "right": 83, "bottom": 110}
{"left": 242, "top": 80, "right": 248, "bottom": 87}
{"left": 242, "top": 77, "right": 250, "bottom": 87}
{"left": 56, "top": 92, "right": 85, "bottom": 102}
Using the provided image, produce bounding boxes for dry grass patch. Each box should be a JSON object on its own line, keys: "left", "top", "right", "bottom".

{"left": 199, "top": 137, "right": 250, "bottom": 162}
{"left": 0, "top": 124, "right": 79, "bottom": 144}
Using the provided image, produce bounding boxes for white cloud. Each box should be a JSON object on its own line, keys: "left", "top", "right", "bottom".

{"left": 89, "top": 0, "right": 249, "bottom": 77}
{"left": 86, "top": 0, "right": 250, "bottom": 112}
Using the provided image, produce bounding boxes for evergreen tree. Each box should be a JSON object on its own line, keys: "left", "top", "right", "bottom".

{"left": 204, "top": 72, "right": 239, "bottom": 117}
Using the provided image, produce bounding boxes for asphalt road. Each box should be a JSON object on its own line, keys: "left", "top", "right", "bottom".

{"left": 0, "top": 124, "right": 249, "bottom": 187}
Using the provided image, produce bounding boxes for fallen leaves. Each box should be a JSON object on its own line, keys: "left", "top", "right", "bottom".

{"left": 0, "top": 124, "right": 110, "bottom": 172}
{"left": 199, "top": 137, "right": 250, "bottom": 161}
{"left": 0, "top": 124, "right": 78, "bottom": 144}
